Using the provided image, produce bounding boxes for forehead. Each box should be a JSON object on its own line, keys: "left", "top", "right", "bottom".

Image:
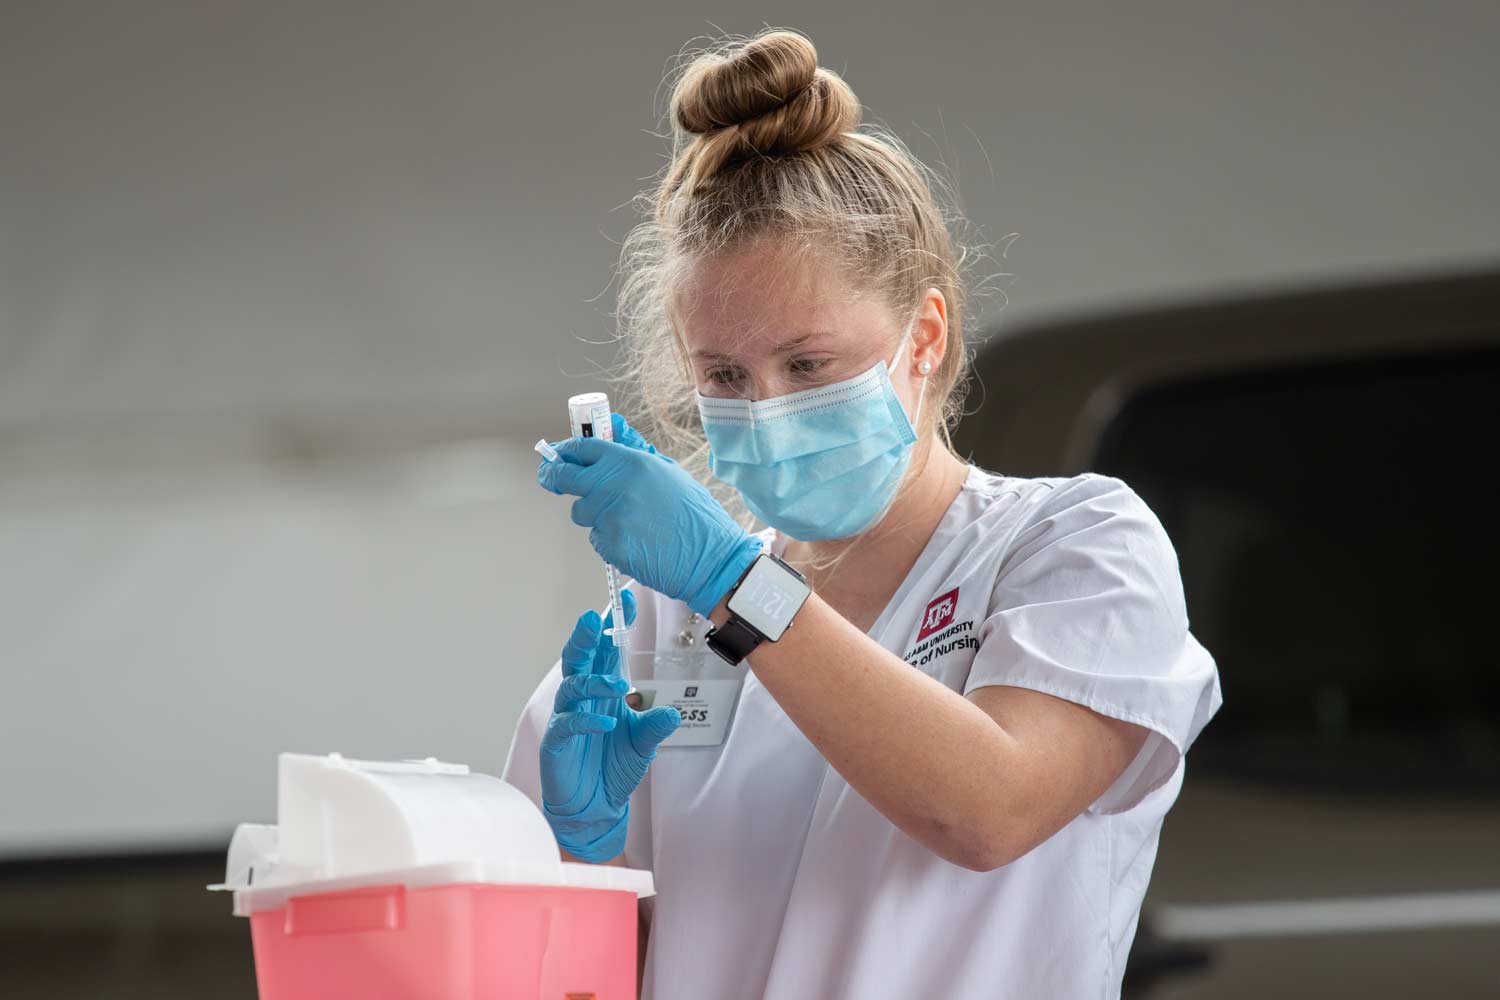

{"left": 675, "top": 246, "right": 886, "bottom": 357}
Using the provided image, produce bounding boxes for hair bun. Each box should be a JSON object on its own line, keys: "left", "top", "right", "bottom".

{"left": 671, "top": 30, "right": 860, "bottom": 160}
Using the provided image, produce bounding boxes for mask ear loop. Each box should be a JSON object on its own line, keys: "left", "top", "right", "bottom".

{"left": 887, "top": 311, "right": 927, "bottom": 428}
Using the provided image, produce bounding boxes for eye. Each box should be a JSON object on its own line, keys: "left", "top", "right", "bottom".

{"left": 706, "top": 365, "right": 745, "bottom": 386}
{"left": 788, "top": 356, "right": 831, "bottom": 378}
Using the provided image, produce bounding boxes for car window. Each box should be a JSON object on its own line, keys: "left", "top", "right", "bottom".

{"left": 1093, "top": 347, "right": 1500, "bottom": 794}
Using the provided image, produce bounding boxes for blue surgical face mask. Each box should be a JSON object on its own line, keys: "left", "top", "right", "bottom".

{"left": 695, "top": 314, "right": 926, "bottom": 541}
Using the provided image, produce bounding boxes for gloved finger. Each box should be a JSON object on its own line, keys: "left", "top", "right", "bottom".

{"left": 629, "top": 705, "right": 681, "bottom": 756}
{"left": 612, "top": 586, "right": 638, "bottom": 631}
{"left": 570, "top": 486, "right": 617, "bottom": 529}
{"left": 540, "top": 710, "right": 617, "bottom": 754}
{"left": 556, "top": 673, "right": 630, "bottom": 712}
{"left": 535, "top": 437, "right": 570, "bottom": 478}
{"left": 610, "top": 412, "right": 664, "bottom": 459}
{"left": 559, "top": 609, "right": 603, "bottom": 677}
{"left": 598, "top": 586, "right": 634, "bottom": 634}
{"left": 537, "top": 454, "right": 602, "bottom": 497}
{"left": 550, "top": 435, "right": 615, "bottom": 467}
{"left": 588, "top": 628, "right": 623, "bottom": 678}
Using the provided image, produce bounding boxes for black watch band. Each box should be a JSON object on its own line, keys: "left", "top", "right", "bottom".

{"left": 704, "top": 616, "right": 765, "bottom": 666}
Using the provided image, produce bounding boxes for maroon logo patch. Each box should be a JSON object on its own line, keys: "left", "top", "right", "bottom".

{"left": 917, "top": 587, "right": 960, "bottom": 641}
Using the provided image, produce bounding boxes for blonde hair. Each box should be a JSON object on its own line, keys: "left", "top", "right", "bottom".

{"left": 611, "top": 27, "right": 992, "bottom": 536}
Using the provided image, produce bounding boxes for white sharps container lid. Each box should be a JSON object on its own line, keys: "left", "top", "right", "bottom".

{"left": 209, "top": 752, "right": 653, "bottom": 916}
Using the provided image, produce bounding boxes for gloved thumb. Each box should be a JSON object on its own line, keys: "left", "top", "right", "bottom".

{"left": 633, "top": 705, "right": 681, "bottom": 755}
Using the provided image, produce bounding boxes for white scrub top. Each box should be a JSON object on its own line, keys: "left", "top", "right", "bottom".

{"left": 503, "top": 465, "right": 1222, "bottom": 999}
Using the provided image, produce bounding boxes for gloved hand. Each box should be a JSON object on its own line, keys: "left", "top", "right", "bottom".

{"left": 540, "top": 587, "right": 681, "bottom": 862}
{"left": 537, "top": 412, "right": 763, "bottom": 617}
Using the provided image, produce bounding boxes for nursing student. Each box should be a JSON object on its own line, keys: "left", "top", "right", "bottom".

{"left": 503, "top": 28, "right": 1222, "bottom": 1000}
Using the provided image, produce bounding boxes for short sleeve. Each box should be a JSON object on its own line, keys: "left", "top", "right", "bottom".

{"left": 964, "top": 474, "right": 1222, "bottom": 814}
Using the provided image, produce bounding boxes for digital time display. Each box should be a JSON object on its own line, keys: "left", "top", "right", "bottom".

{"left": 741, "top": 575, "right": 791, "bottom": 619}
{"left": 729, "top": 556, "right": 811, "bottom": 641}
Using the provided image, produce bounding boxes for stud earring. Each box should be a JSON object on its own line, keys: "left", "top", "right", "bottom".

{"left": 918, "top": 360, "right": 932, "bottom": 375}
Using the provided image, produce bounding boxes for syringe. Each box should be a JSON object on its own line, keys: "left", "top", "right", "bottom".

{"left": 534, "top": 391, "right": 633, "bottom": 688}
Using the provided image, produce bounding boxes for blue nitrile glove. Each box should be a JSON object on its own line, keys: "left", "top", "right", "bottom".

{"left": 537, "top": 412, "right": 763, "bottom": 617}
{"left": 540, "top": 587, "right": 681, "bottom": 862}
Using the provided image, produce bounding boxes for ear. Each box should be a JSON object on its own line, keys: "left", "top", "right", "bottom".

{"left": 911, "top": 287, "right": 949, "bottom": 374}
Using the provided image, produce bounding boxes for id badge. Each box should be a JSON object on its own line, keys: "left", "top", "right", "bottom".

{"left": 628, "top": 649, "right": 745, "bottom": 749}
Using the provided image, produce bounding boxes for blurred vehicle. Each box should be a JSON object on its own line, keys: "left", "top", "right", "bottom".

{"left": 954, "top": 268, "right": 1500, "bottom": 998}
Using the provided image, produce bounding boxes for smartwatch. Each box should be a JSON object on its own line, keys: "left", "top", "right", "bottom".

{"left": 704, "top": 551, "right": 812, "bottom": 666}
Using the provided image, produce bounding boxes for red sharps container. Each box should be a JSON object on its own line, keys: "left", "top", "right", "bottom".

{"left": 209, "top": 752, "right": 653, "bottom": 999}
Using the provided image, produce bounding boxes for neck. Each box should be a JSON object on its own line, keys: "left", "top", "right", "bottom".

{"left": 781, "top": 434, "right": 969, "bottom": 596}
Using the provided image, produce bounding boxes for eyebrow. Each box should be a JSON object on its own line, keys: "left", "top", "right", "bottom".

{"left": 691, "top": 332, "right": 828, "bottom": 363}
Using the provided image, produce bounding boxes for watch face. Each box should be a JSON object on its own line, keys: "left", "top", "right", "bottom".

{"left": 727, "top": 556, "right": 811, "bottom": 641}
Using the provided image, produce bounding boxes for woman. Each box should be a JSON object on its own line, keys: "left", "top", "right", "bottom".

{"left": 503, "top": 28, "right": 1221, "bottom": 999}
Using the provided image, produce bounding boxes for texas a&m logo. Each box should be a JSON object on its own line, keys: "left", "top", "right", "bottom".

{"left": 917, "top": 587, "right": 960, "bottom": 641}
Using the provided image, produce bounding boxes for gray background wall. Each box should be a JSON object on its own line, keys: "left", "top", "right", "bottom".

{"left": 2, "top": 1, "right": 1497, "bottom": 855}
